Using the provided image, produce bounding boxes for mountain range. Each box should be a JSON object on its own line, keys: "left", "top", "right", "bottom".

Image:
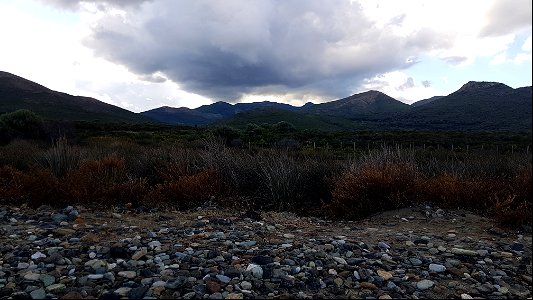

{"left": 1, "top": 70, "right": 531, "bottom": 132}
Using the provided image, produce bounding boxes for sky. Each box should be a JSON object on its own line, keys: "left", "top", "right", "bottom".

{"left": 0, "top": 0, "right": 531, "bottom": 112}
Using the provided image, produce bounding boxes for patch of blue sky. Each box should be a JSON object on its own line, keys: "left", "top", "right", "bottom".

{"left": 406, "top": 52, "right": 531, "bottom": 96}
{"left": 15, "top": 0, "right": 80, "bottom": 26}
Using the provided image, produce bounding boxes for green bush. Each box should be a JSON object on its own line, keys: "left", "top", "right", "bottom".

{"left": 0, "top": 109, "right": 44, "bottom": 140}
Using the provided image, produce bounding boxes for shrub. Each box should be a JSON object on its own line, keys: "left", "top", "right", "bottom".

{"left": 0, "top": 139, "right": 41, "bottom": 169}
{"left": 325, "top": 162, "right": 418, "bottom": 219}
{"left": 0, "top": 109, "right": 44, "bottom": 140}
{"left": 39, "top": 137, "right": 83, "bottom": 177}
{"left": 147, "top": 170, "right": 221, "bottom": 209}
{"left": 0, "top": 166, "right": 58, "bottom": 206}
{"left": 63, "top": 155, "right": 127, "bottom": 204}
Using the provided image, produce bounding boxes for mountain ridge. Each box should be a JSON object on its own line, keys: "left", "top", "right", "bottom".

{"left": 1, "top": 70, "right": 530, "bottom": 132}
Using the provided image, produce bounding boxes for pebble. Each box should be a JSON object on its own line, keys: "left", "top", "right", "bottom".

{"left": 429, "top": 264, "right": 446, "bottom": 273}
{"left": 0, "top": 205, "right": 530, "bottom": 299}
{"left": 416, "top": 279, "right": 434, "bottom": 290}
{"left": 29, "top": 289, "right": 46, "bottom": 300}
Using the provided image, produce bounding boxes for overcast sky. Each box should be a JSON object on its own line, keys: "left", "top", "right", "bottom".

{"left": 0, "top": 0, "right": 531, "bottom": 112}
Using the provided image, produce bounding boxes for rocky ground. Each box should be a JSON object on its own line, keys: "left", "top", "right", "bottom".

{"left": 0, "top": 204, "right": 531, "bottom": 299}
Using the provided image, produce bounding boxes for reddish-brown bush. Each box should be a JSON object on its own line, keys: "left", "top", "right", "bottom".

{"left": 146, "top": 170, "right": 221, "bottom": 209}
{"left": 325, "top": 163, "right": 418, "bottom": 219}
{"left": 0, "top": 166, "right": 59, "bottom": 206}
{"left": 62, "top": 156, "right": 128, "bottom": 204}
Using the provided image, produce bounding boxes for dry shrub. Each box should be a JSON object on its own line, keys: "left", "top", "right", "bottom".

{"left": 0, "top": 166, "right": 59, "bottom": 206}
{"left": 39, "top": 137, "right": 84, "bottom": 177}
{"left": 147, "top": 170, "right": 221, "bottom": 209}
{"left": 325, "top": 163, "right": 417, "bottom": 219}
{"left": 0, "top": 139, "right": 41, "bottom": 170}
{"left": 416, "top": 175, "right": 497, "bottom": 212}
{"left": 493, "top": 168, "right": 532, "bottom": 227}
{"left": 63, "top": 156, "right": 128, "bottom": 204}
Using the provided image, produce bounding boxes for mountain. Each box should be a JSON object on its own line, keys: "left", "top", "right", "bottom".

{"left": 0, "top": 71, "right": 151, "bottom": 123}
{"left": 411, "top": 96, "right": 444, "bottom": 107}
{"left": 141, "top": 106, "right": 224, "bottom": 125}
{"left": 303, "top": 90, "right": 411, "bottom": 117}
{"left": 142, "top": 100, "right": 304, "bottom": 125}
{"left": 396, "top": 81, "right": 532, "bottom": 131}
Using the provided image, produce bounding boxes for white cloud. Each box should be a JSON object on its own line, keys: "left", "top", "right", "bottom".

{"left": 360, "top": 71, "right": 444, "bottom": 104}
{"left": 1, "top": 0, "right": 530, "bottom": 112}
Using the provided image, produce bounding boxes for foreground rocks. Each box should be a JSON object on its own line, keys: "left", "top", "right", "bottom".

{"left": 0, "top": 205, "right": 531, "bottom": 299}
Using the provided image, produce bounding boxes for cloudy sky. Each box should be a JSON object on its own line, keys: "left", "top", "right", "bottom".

{"left": 0, "top": 0, "right": 531, "bottom": 112}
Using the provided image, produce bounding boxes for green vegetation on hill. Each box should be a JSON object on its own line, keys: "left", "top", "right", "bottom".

{"left": 0, "top": 71, "right": 152, "bottom": 123}
{"left": 219, "top": 108, "right": 352, "bottom": 131}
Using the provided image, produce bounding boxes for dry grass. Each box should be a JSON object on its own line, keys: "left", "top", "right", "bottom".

{"left": 0, "top": 139, "right": 530, "bottom": 228}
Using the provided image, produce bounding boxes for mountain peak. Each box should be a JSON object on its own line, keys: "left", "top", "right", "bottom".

{"left": 457, "top": 81, "right": 512, "bottom": 93}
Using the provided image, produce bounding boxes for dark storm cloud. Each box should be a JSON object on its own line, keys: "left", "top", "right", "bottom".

{"left": 45, "top": 0, "right": 451, "bottom": 101}
{"left": 480, "top": 0, "right": 532, "bottom": 37}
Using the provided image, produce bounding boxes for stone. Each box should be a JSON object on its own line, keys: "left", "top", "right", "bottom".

{"left": 88, "top": 274, "right": 104, "bottom": 280}
{"left": 114, "top": 287, "right": 132, "bottom": 296}
{"left": 416, "top": 279, "right": 434, "bottom": 290}
{"left": 206, "top": 281, "right": 221, "bottom": 293}
{"left": 332, "top": 257, "right": 347, "bottom": 265}
{"left": 45, "top": 283, "right": 66, "bottom": 293}
{"left": 246, "top": 264, "right": 263, "bottom": 279}
{"left": 251, "top": 255, "right": 273, "bottom": 265}
{"left": 429, "top": 264, "right": 446, "bottom": 273}
{"left": 24, "top": 273, "right": 41, "bottom": 281}
{"left": 118, "top": 271, "right": 137, "bottom": 279}
{"left": 377, "top": 270, "right": 393, "bottom": 280}
{"left": 132, "top": 248, "right": 148, "bottom": 260}
{"left": 240, "top": 281, "right": 252, "bottom": 290}
{"left": 39, "top": 274, "right": 55, "bottom": 287}
{"left": 60, "top": 291, "right": 83, "bottom": 299}
{"left": 30, "top": 289, "right": 46, "bottom": 300}
{"left": 31, "top": 252, "right": 46, "bottom": 260}
{"left": 378, "top": 241, "right": 391, "bottom": 250}
{"left": 409, "top": 258, "right": 423, "bottom": 266}
{"left": 216, "top": 275, "right": 231, "bottom": 284}
{"left": 360, "top": 282, "right": 377, "bottom": 290}
{"left": 128, "top": 286, "right": 149, "bottom": 299}
{"left": 451, "top": 248, "right": 478, "bottom": 256}
{"left": 227, "top": 293, "right": 243, "bottom": 299}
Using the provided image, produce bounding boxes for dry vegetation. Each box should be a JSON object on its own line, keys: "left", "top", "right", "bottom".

{"left": 0, "top": 136, "right": 531, "bottom": 228}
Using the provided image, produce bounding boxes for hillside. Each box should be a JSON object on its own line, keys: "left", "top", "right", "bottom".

{"left": 219, "top": 108, "right": 352, "bottom": 131}
{"left": 0, "top": 71, "right": 151, "bottom": 123}
{"left": 303, "top": 90, "right": 411, "bottom": 118}
{"left": 396, "top": 81, "right": 532, "bottom": 131}
{"left": 142, "top": 101, "right": 304, "bottom": 125}
{"left": 411, "top": 96, "right": 444, "bottom": 107}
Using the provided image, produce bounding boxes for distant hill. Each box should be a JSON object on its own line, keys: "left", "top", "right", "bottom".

{"left": 0, "top": 71, "right": 151, "bottom": 123}
{"left": 395, "top": 81, "right": 532, "bottom": 131}
{"left": 142, "top": 100, "right": 304, "bottom": 125}
{"left": 411, "top": 96, "right": 444, "bottom": 107}
{"left": 303, "top": 90, "right": 411, "bottom": 117}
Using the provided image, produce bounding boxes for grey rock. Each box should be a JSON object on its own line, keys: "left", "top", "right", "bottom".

{"left": 416, "top": 279, "right": 434, "bottom": 290}
{"left": 429, "top": 264, "right": 446, "bottom": 273}
{"left": 30, "top": 289, "right": 46, "bottom": 300}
